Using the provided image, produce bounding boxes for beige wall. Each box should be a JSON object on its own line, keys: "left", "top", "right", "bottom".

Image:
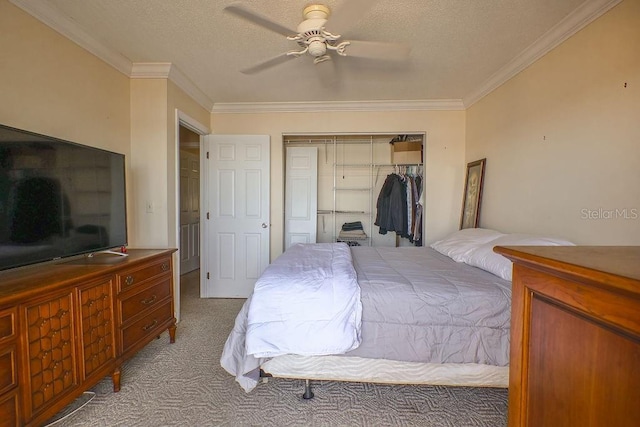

{"left": 0, "top": 1, "right": 211, "bottom": 258}
{"left": 0, "top": 0, "right": 135, "bottom": 244}
{"left": 128, "top": 79, "right": 210, "bottom": 250}
{"left": 7, "top": 0, "right": 636, "bottom": 265}
{"left": 0, "top": 1, "right": 130, "bottom": 154}
{"left": 212, "top": 110, "right": 466, "bottom": 259}
{"left": 166, "top": 80, "right": 211, "bottom": 249}
{"left": 129, "top": 79, "right": 168, "bottom": 247}
{"left": 466, "top": 0, "right": 640, "bottom": 245}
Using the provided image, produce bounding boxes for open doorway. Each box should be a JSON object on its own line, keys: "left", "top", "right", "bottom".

{"left": 174, "top": 110, "right": 209, "bottom": 322}
{"left": 179, "top": 125, "right": 201, "bottom": 275}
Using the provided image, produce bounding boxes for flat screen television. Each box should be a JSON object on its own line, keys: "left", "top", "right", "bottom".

{"left": 0, "top": 124, "right": 127, "bottom": 271}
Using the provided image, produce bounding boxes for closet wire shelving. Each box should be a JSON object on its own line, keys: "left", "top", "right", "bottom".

{"left": 284, "top": 133, "right": 424, "bottom": 247}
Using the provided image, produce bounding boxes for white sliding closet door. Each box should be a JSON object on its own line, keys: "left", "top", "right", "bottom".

{"left": 284, "top": 147, "right": 318, "bottom": 249}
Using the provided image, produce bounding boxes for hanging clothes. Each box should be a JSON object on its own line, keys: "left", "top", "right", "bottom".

{"left": 375, "top": 173, "right": 407, "bottom": 235}
{"left": 412, "top": 175, "right": 423, "bottom": 246}
{"left": 375, "top": 170, "right": 423, "bottom": 245}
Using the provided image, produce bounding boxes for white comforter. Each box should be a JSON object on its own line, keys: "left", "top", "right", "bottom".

{"left": 221, "top": 242, "right": 362, "bottom": 391}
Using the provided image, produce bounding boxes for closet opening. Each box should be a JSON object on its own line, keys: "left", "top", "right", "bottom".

{"left": 283, "top": 132, "right": 425, "bottom": 250}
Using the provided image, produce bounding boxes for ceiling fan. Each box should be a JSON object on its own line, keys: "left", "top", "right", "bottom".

{"left": 224, "top": 0, "right": 411, "bottom": 75}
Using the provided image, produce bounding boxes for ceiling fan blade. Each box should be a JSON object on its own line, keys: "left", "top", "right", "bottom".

{"left": 224, "top": 2, "right": 297, "bottom": 37}
{"left": 342, "top": 40, "right": 411, "bottom": 62}
{"left": 240, "top": 52, "right": 297, "bottom": 75}
{"left": 328, "top": 0, "right": 381, "bottom": 36}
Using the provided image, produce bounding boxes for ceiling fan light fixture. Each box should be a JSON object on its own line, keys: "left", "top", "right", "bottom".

{"left": 308, "top": 38, "right": 327, "bottom": 57}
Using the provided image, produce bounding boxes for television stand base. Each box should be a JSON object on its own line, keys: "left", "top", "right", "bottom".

{"left": 62, "top": 250, "right": 128, "bottom": 265}
{"left": 88, "top": 250, "right": 129, "bottom": 258}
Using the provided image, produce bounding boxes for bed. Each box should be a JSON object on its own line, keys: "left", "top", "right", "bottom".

{"left": 221, "top": 229, "right": 574, "bottom": 393}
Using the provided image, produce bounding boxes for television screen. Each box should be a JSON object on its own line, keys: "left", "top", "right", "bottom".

{"left": 0, "top": 124, "right": 127, "bottom": 270}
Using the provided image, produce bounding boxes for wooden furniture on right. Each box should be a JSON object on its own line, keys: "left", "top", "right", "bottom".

{"left": 494, "top": 246, "right": 640, "bottom": 427}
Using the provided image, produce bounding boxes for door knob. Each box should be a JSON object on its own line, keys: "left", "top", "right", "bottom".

{"left": 261, "top": 223, "right": 268, "bottom": 228}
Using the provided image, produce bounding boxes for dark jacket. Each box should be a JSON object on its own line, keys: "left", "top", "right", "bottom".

{"left": 375, "top": 174, "right": 407, "bottom": 235}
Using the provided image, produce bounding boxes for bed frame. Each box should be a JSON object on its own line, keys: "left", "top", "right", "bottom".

{"left": 262, "top": 354, "right": 508, "bottom": 398}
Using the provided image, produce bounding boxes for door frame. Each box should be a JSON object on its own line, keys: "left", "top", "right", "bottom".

{"left": 174, "top": 109, "right": 209, "bottom": 322}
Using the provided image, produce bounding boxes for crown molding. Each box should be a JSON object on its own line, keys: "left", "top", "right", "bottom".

{"left": 9, "top": 0, "right": 133, "bottom": 76}
{"left": 167, "top": 66, "right": 215, "bottom": 112}
{"left": 463, "top": 0, "right": 623, "bottom": 108}
{"left": 130, "top": 63, "right": 214, "bottom": 111}
{"left": 10, "top": 0, "right": 620, "bottom": 114}
{"left": 9, "top": 1, "right": 214, "bottom": 112}
{"left": 130, "top": 63, "right": 173, "bottom": 79}
{"left": 211, "top": 99, "right": 465, "bottom": 114}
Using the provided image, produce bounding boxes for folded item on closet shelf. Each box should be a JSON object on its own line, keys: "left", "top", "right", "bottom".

{"left": 338, "top": 229, "right": 368, "bottom": 240}
{"left": 342, "top": 221, "right": 364, "bottom": 231}
{"left": 338, "top": 240, "right": 361, "bottom": 247}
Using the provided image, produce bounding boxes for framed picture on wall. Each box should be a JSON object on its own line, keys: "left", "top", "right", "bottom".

{"left": 460, "top": 158, "right": 486, "bottom": 229}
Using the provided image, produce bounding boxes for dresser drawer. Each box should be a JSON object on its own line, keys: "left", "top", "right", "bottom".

{"left": 119, "top": 279, "right": 172, "bottom": 324}
{"left": 0, "top": 391, "right": 19, "bottom": 427}
{"left": 121, "top": 301, "right": 173, "bottom": 354}
{"left": 117, "top": 257, "right": 171, "bottom": 293}
{"left": 0, "top": 346, "right": 17, "bottom": 395}
{"left": 0, "top": 308, "right": 16, "bottom": 342}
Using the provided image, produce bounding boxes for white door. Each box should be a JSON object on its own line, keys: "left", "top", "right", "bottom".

{"left": 179, "top": 151, "right": 200, "bottom": 274}
{"left": 284, "top": 147, "right": 318, "bottom": 249}
{"left": 201, "top": 135, "right": 270, "bottom": 298}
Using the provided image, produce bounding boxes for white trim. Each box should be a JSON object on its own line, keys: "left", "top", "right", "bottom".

{"left": 463, "top": 0, "right": 622, "bottom": 107}
{"left": 9, "top": 1, "right": 215, "bottom": 112}
{"left": 130, "top": 63, "right": 215, "bottom": 111}
{"left": 130, "top": 63, "right": 173, "bottom": 79}
{"left": 9, "top": 0, "right": 132, "bottom": 76}
{"left": 168, "top": 66, "right": 215, "bottom": 112}
{"left": 177, "top": 110, "right": 211, "bottom": 135}
{"left": 173, "top": 110, "right": 210, "bottom": 323}
{"left": 10, "top": 0, "right": 620, "bottom": 113}
{"left": 282, "top": 131, "right": 425, "bottom": 138}
{"left": 211, "top": 99, "right": 465, "bottom": 114}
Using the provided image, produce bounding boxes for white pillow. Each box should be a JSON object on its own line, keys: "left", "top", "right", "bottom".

{"left": 430, "top": 228, "right": 505, "bottom": 262}
{"left": 464, "top": 234, "right": 575, "bottom": 281}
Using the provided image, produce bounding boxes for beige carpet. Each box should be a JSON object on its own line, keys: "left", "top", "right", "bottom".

{"left": 49, "top": 270, "right": 508, "bottom": 427}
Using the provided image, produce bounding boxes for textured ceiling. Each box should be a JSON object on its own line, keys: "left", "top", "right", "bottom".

{"left": 14, "top": 0, "right": 600, "bottom": 107}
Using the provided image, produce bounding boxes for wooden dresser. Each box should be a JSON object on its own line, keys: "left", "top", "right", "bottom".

{"left": 0, "top": 249, "right": 177, "bottom": 427}
{"left": 494, "top": 246, "right": 640, "bottom": 427}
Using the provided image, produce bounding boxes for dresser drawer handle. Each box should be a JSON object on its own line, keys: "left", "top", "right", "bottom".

{"left": 161, "top": 263, "right": 169, "bottom": 272}
{"left": 141, "top": 295, "right": 157, "bottom": 305}
{"left": 142, "top": 319, "right": 158, "bottom": 331}
{"left": 124, "top": 276, "right": 134, "bottom": 286}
